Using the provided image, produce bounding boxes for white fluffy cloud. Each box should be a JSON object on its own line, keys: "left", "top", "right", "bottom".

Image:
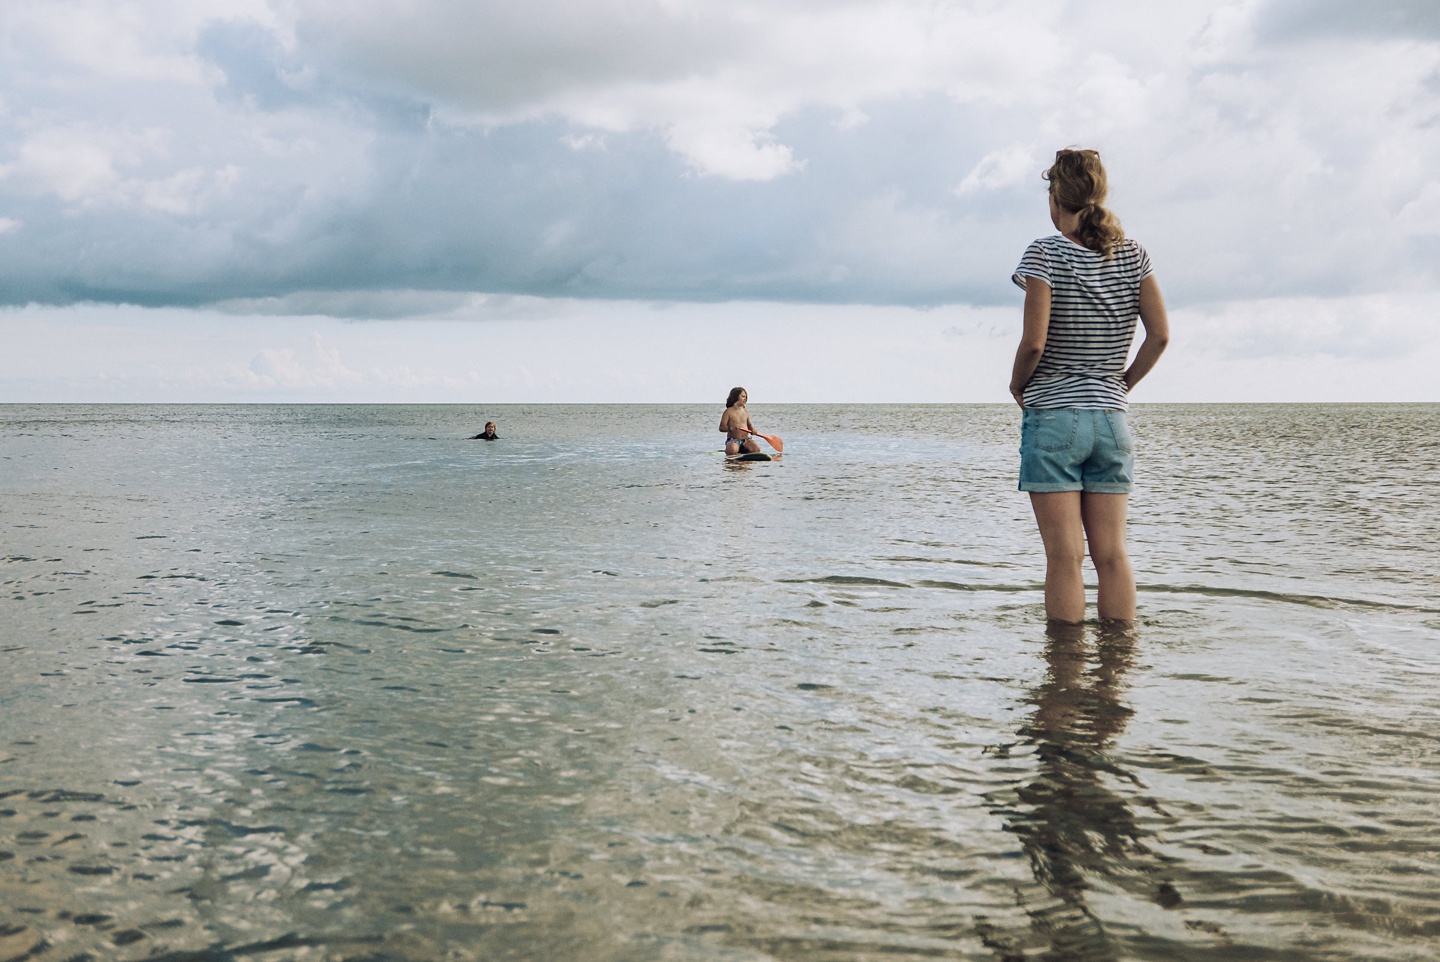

{"left": 956, "top": 145, "right": 1040, "bottom": 197}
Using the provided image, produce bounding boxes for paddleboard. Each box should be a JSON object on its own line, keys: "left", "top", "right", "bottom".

{"left": 727, "top": 452, "right": 773, "bottom": 462}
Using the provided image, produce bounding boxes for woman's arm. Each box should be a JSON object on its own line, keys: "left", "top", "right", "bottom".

{"left": 1009, "top": 280, "right": 1052, "bottom": 407}
{"left": 1123, "top": 274, "right": 1170, "bottom": 392}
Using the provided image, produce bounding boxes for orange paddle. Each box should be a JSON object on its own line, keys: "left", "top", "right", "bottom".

{"left": 747, "top": 429, "right": 783, "bottom": 453}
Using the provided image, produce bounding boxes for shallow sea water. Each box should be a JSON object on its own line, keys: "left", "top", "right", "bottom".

{"left": 1, "top": 403, "right": 1437, "bottom": 961}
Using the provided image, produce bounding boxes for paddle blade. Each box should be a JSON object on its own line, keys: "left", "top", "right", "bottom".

{"left": 756, "top": 432, "right": 783, "bottom": 453}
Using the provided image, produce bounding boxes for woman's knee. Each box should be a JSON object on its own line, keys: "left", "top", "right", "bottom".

{"left": 1044, "top": 544, "right": 1086, "bottom": 569}
{"left": 1089, "top": 544, "right": 1130, "bottom": 573}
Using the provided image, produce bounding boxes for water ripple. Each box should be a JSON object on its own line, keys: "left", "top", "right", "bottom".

{"left": 3, "top": 403, "right": 1438, "bottom": 960}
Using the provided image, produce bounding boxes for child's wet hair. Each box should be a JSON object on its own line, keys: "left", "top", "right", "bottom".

{"left": 726, "top": 387, "right": 746, "bottom": 407}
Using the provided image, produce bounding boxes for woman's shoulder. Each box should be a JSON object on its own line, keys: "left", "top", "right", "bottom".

{"left": 1016, "top": 235, "right": 1063, "bottom": 266}
{"left": 1028, "top": 234, "right": 1096, "bottom": 259}
{"left": 1116, "top": 237, "right": 1153, "bottom": 272}
{"left": 1026, "top": 234, "right": 1067, "bottom": 251}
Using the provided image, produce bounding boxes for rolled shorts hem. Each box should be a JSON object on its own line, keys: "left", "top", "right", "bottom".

{"left": 1017, "top": 481, "right": 1133, "bottom": 493}
{"left": 1017, "top": 480, "right": 1081, "bottom": 493}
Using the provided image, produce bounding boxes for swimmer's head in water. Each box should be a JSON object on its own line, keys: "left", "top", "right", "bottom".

{"left": 726, "top": 387, "right": 746, "bottom": 407}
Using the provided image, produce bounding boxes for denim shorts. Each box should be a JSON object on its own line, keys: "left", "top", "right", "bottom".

{"left": 1018, "top": 409, "right": 1134, "bottom": 493}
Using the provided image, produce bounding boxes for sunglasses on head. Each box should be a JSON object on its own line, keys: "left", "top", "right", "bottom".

{"left": 1055, "top": 148, "right": 1099, "bottom": 159}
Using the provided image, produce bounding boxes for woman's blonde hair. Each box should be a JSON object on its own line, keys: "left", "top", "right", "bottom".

{"left": 1044, "top": 148, "right": 1125, "bottom": 258}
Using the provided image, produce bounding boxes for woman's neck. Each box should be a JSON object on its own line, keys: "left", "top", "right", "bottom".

{"left": 1048, "top": 194, "right": 1082, "bottom": 242}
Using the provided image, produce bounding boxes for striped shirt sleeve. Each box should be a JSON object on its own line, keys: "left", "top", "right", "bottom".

{"left": 1135, "top": 243, "right": 1154, "bottom": 282}
{"left": 1012, "top": 240, "right": 1051, "bottom": 290}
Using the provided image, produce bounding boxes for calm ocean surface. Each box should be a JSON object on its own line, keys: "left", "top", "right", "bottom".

{"left": 2, "top": 403, "right": 1437, "bottom": 962}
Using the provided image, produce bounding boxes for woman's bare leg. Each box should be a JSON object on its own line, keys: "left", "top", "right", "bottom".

{"left": 1029, "top": 491, "right": 1086, "bottom": 623}
{"left": 1080, "top": 492, "right": 1135, "bottom": 623}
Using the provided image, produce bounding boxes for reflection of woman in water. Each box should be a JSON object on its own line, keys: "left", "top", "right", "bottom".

{"left": 469, "top": 421, "right": 499, "bottom": 441}
{"left": 983, "top": 624, "right": 1182, "bottom": 960}
{"left": 1010, "top": 148, "right": 1169, "bottom": 625}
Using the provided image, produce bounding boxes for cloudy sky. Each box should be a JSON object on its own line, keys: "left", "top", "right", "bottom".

{"left": 2, "top": 0, "right": 1438, "bottom": 402}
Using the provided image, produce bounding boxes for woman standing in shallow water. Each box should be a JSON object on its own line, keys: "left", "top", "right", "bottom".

{"left": 1010, "top": 149, "right": 1170, "bottom": 624}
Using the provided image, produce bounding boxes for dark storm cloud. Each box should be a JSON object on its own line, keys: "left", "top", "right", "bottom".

{"left": 0, "top": 103, "right": 1024, "bottom": 308}
{"left": 294, "top": 0, "right": 749, "bottom": 114}
{"left": 1, "top": 0, "right": 1438, "bottom": 315}
{"left": 1254, "top": 0, "right": 1440, "bottom": 42}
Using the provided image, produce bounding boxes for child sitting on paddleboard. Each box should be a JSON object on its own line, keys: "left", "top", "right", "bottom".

{"left": 719, "top": 387, "right": 762, "bottom": 456}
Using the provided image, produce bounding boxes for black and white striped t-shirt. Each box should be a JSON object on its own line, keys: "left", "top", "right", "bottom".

{"left": 1011, "top": 235, "right": 1153, "bottom": 410}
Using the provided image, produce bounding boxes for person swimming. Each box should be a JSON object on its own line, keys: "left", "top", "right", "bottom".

{"left": 719, "top": 387, "right": 761, "bottom": 456}
{"left": 469, "top": 421, "right": 499, "bottom": 441}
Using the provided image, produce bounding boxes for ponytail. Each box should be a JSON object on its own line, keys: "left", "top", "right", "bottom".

{"left": 1044, "top": 149, "right": 1125, "bottom": 258}
{"left": 1074, "top": 202, "right": 1125, "bottom": 259}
